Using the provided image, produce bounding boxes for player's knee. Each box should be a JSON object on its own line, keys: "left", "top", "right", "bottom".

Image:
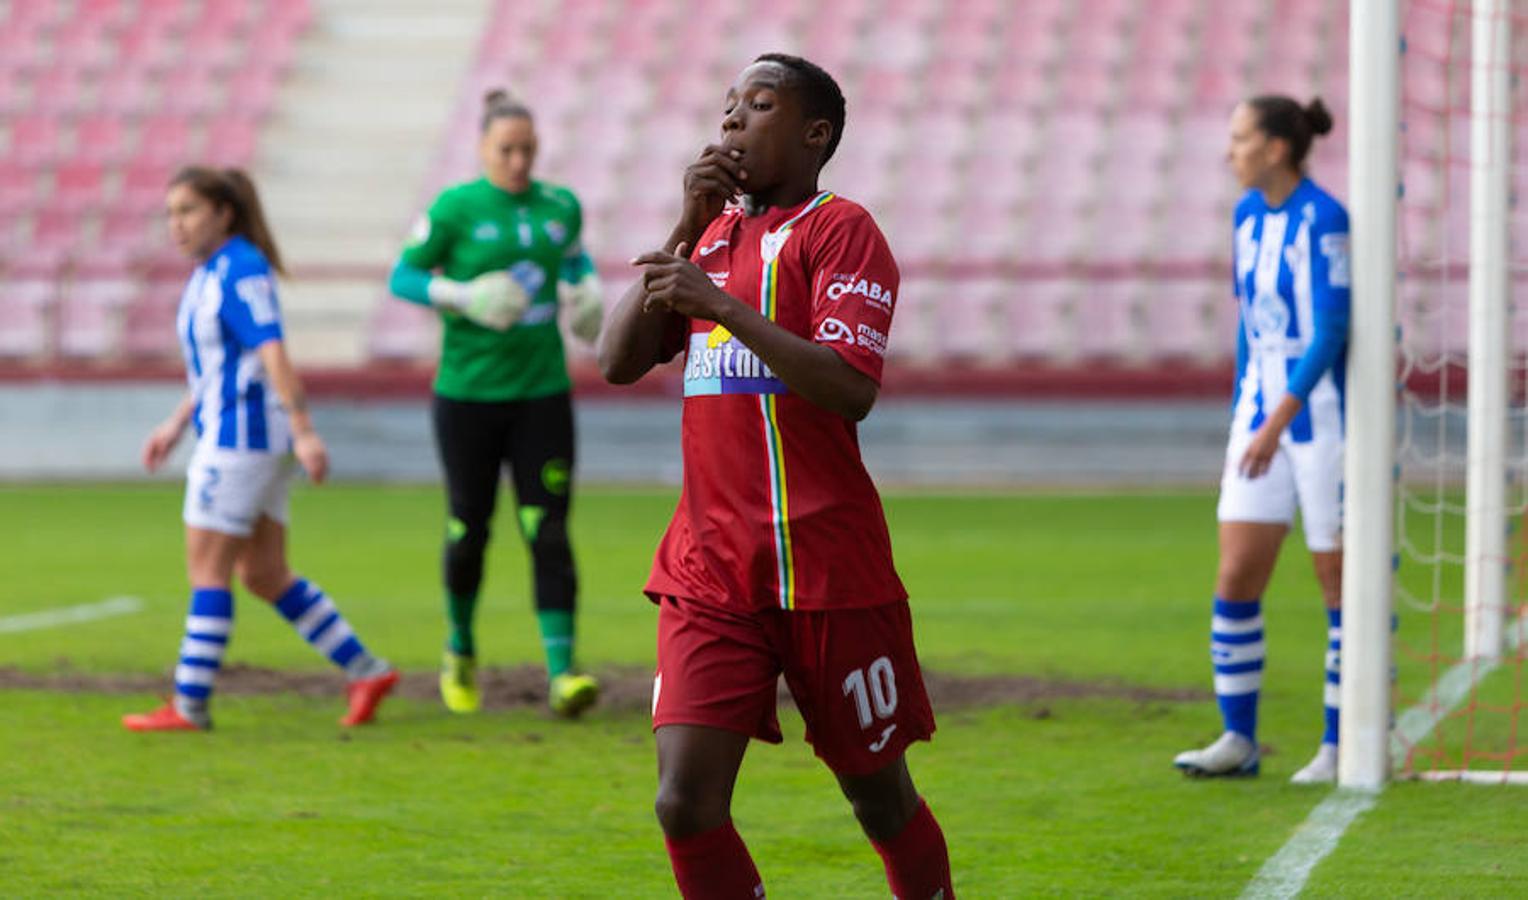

{"left": 445, "top": 518, "right": 490, "bottom": 560}
{"left": 239, "top": 562, "right": 291, "bottom": 602}
{"left": 653, "top": 785, "right": 728, "bottom": 838}
{"left": 1215, "top": 555, "right": 1266, "bottom": 598}
{"left": 844, "top": 787, "right": 916, "bottom": 842}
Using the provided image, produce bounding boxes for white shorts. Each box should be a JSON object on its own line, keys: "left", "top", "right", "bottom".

{"left": 183, "top": 447, "right": 295, "bottom": 537}
{"left": 1216, "top": 426, "right": 1344, "bottom": 552}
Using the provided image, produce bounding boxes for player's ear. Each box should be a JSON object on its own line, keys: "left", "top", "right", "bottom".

{"left": 804, "top": 118, "right": 832, "bottom": 156}
{"left": 1267, "top": 135, "right": 1293, "bottom": 171}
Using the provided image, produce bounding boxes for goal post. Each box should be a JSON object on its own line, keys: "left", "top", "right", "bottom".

{"left": 1339, "top": 0, "right": 1402, "bottom": 791}
{"left": 1359, "top": 0, "right": 1523, "bottom": 786}
{"left": 1464, "top": 0, "right": 1512, "bottom": 663}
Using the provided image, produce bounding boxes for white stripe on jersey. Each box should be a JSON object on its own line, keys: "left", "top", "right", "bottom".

{"left": 176, "top": 249, "right": 289, "bottom": 453}
{"left": 1232, "top": 186, "right": 1347, "bottom": 442}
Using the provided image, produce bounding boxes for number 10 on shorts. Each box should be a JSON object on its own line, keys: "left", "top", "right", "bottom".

{"left": 843, "top": 656, "right": 899, "bottom": 728}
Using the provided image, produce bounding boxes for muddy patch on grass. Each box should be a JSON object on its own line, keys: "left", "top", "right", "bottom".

{"left": 0, "top": 664, "right": 1206, "bottom": 713}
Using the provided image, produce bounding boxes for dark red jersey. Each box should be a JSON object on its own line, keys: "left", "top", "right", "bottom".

{"left": 644, "top": 191, "right": 906, "bottom": 611}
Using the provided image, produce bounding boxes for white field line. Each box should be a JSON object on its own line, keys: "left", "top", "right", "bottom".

{"left": 1240, "top": 790, "right": 1378, "bottom": 900}
{"left": 1242, "top": 609, "right": 1528, "bottom": 899}
{"left": 0, "top": 596, "right": 145, "bottom": 634}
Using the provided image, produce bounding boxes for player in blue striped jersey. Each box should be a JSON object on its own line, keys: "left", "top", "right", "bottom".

{"left": 123, "top": 167, "right": 399, "bottom": 732}
{"left": 1174, "top": 97, "right": 1349, "bottom": 783}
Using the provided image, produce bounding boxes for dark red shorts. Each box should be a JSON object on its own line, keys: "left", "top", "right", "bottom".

{"left": 653, "top": 596, "right": 936, "bottom": 777}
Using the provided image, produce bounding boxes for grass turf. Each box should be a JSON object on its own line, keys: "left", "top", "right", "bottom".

{"left": 1, "top": 484, "right": 1525, "bottom": 896}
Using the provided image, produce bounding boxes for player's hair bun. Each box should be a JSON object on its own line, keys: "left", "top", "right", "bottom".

{"left": 483, "top": 88, "right": 512, "bottom": 108}
{"left": 1304, "top": 98, "right": 1334, "bottom": 136}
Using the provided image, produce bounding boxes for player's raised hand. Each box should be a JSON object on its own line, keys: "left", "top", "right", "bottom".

{"left": 293, "top": 430, "right": 330, "bottom": 485}
{"left": 633, "top": 242, "right": 736, "bottom": 322}
{"left": 681, "top": 145, "right": 747, "bottom": 227}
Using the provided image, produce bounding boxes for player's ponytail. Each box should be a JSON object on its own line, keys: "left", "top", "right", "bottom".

{"left": 1248, "top": 94, "right": 1335, "bottom": 172}
{"left": 1303, "top": 98, "right": 1334, "bottom": 137}
{"left": 169, "top": 166, "right": 287, "bottom": 276}
{"left": 481, "top": 87, "right": 533, "bottom": 132}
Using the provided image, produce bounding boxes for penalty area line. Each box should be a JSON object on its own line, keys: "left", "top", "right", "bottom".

{"left": 0, "top": 596, "right": 145, "bottom": 634}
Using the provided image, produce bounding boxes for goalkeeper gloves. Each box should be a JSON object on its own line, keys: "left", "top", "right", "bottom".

{"left": 428, "top": 271, "right": 528, "bottom": 331}
{"left": 559, "top": 273, "right": 604, "bottom": 344}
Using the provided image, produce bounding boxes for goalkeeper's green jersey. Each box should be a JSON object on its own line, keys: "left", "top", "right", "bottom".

{"left": 400, "top": 178, "right": 586, "bottom": 402}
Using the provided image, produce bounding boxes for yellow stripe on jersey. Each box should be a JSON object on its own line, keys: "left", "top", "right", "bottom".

{"left": 756, "top": 191, "right": 834, "bottom": 609}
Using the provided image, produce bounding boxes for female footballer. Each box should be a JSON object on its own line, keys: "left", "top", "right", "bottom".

{"left": 388, "top": 90, "right": 602, "bottom": 717}
{"left": 124, "top": 167, "right": 398, "bottom": 732}
{"left": 600, "top": 54, "right": 954, "bottom": 898}
{"left": 1173, "top": 97, "right": 1350, "bottom": 783}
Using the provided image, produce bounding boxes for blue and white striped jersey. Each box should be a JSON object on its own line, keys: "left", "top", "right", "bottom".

{"left": 176, "top": 235, "right": 289, "bottom": 453}
{"left": 1231, "top": 177, "right": 1351, "bottom": 443}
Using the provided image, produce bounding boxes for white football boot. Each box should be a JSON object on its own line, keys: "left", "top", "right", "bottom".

{"left": 1173, "top": 731, "right": 1260, "bottom": 777}
{"left": 1289, "top": 743, "right": 1338, "bottom": 784}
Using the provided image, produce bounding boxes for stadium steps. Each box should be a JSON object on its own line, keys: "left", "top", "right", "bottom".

{"left": 255, "top": 0, "right": 492, "bottom": 367}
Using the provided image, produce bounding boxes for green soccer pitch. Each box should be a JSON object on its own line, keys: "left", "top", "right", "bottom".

{"left": 1, "top": 484, "right": 1524, "bottom": 897}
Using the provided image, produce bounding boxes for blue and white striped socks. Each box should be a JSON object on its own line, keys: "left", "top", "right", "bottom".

{"left": 173, "top": 587, "right": 233, "bottom": 726}
{"left": 1212, "top": 597, "right": 1265, "bottom": 741}
{"left": 1323, "top": 607, "right": 1341, "bottom": 745}
{"left": 273, "top": 578, "right": 385, "bottom": 679}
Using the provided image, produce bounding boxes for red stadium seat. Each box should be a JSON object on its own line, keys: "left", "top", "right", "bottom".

{"left": 1005, "top": 280, "right": 1074, "bottom": 361}
{"left": 7, "top": 115, "right": 63, "bottom": 165}
{"left": 0, "top": 280, "right": 55, "bottom": 359}
{"left": 133, "top": 114, "right": 199, "bottom": 166}
{"left": 939, "top": 279, "right": 1005, "bottom": 362}
{"left": 28, "top": 209, "right": 87, "bottom": 255}
{"left": 160, "top": 77, "right": 223, "bottom": 117}
{"left": 94, "top": 67, "right": 159, "bottom": 117}
{"left": 1141, "top": 287, "right": 1215, "bottom": 361}
{"left": 121, "top": 278, "right": 185, "bottom": 359}
{"left": 119, "top": 160, "right": 176, "bottom": 213}
{"left": 51, "top": 160, "right": 107, "bottom": 214}
{"left": 57, "top": 279, "right": 137, "bottom": 359}
{"left": 0, "top": 160, "right": 44, "bottom": 219}
{"left": 75, "top": 115, "right": 133, "bottom": 164}
{"left": 116, "top": 21, "right": 181, "bottom": 72}
{"left": 204, "top": 117, "right": 260, "bottom": 166}
{"left": 1076, "top": 280, "right": 1143, "bottom": 363}
{"left": 223, "top": 69, "right": 281, "bottom": 119}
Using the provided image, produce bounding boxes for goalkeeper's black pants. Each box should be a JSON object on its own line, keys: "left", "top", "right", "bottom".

{"left": 431, "top": 392, "right": 577, "bottom": 614}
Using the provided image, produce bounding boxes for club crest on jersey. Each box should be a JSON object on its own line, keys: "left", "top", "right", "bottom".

{"left": 761, "top": 231, "right": 788, "bottom": 263}
{"left": 544, "top": 221, "right": 566, "bottom": 244}
{"left": 1251, "top": 291, "right": 1290, "bottom": 339}
{"left": 472, "top": 222, "right": 501, "bottom": 242}
{"left": 407, "top": 214, "right": 431, "bottom": 247}
{"left": 684, "top": 326, "right": 785, "bottom": 397}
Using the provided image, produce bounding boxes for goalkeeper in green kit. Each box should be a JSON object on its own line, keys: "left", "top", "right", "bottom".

{"left": 388, "top": 89, "right": 602, "bottom": 717}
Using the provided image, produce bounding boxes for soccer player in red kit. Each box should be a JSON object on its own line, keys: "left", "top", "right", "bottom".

{"left": 599, "top": 54, "right": 953, "bottom": 900}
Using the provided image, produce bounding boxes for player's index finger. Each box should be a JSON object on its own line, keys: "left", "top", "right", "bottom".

{"left": 631, "top": 250, "right": 676, "bottom": 266}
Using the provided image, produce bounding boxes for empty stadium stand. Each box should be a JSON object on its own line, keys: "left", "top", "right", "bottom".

{"left": 0, "top": 0, "right": 311, "bottom": 362}
{"left": 0, "top": 0, "right": 1501, "bottom": 381}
